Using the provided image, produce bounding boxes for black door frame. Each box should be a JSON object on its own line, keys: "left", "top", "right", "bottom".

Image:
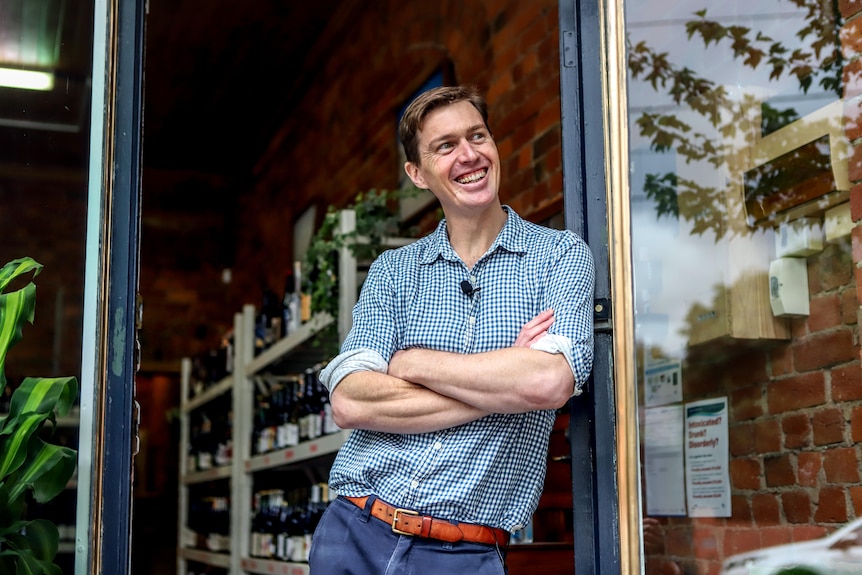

{"left": 82, "top": 0, "right": 146, "bottom": 572}
{"left": 559, "top": 0, "right": 622, "bottom": 573}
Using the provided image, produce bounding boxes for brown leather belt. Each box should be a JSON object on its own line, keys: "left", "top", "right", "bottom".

{"left": 343, "top": 495, "right": 509, "bottom": 547}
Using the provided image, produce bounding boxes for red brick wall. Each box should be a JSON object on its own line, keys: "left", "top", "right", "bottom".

{"left": 229, "top": 0, "right": 564, "bottom": 308}
{"left": 662, "top": 239, "right": 860, "bottom": 572}
{"left": 0, "top": 180, "right": 86, "bottom": 382}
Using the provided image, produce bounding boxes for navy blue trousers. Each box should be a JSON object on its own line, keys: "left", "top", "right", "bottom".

{"left": 309, "top": 496, "right": 508, "bottom": 575}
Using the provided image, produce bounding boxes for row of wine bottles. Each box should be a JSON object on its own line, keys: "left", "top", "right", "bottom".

{"left": 187, "top": 365, "right": 340, "bottom": 471}
{"left": 187, "top": 393, "right": 233, "bottom": 473}
{"left": 188, "top": 333, "right": 234, "bottom": 398}
{"left": 249, "top": 483, "right": 334, "bottom": 562}
{"left": 187, "top": 494, "right": 231, "bottom": 552}
{"left": 252, "top": 364, "right": 339, "bottom": 455}
{"left": 254, "top": 261, "right": 314, "bottom": 356}
{"left": 188, "top": 261, "right": 316, "bottom": 397}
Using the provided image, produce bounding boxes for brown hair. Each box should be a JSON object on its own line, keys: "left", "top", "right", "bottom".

{"left": 398, "top": 85, "right": 490, "bottom": 165}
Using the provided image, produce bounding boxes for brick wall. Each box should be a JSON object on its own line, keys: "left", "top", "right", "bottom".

{"left": 137, "top": 1, "right": 565, "bottom": 363}
{"left": 0, "top": 180, "right": 86, "bottom": 382}
{"left": 227, "top": 0, "right": 564, "bottom": 312}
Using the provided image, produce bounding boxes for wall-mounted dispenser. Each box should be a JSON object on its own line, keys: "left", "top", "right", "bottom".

{"left": 768, "top": 257, "right": 810, "bottom": 317}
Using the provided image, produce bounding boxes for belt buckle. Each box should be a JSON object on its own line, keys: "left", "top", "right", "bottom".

{"left": 391, "top": 508, "right": 419, "bottom": 536}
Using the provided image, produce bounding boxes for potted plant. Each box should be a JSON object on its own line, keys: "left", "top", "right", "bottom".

{"left": 0, "top": 257, "right": 79, "bottom": 575}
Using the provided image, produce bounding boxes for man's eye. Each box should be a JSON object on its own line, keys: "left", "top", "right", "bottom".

{"left": 470, "top": 133, "right": 487, "bottom": 142}
{"left": 437, "top": 142, "right": 454, "bottom": 152}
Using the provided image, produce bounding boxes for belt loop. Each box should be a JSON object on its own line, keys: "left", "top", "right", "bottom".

{"left": 360, "top": 494, "right": 377, "bottom": 523}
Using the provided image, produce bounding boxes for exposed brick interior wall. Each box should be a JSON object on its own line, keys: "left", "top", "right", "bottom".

{"left": 225, "top": 0, "right": 563, "bottom": 338}
{"left": 137, "top": 0, "right": 564, "bottom": 364}
{"left": 0, "top": 180, "right": 86, "bottom": 383}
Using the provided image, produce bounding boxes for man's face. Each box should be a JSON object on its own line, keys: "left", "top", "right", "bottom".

{"left": 405, "top": 101, "right": 501, "bottom": 217}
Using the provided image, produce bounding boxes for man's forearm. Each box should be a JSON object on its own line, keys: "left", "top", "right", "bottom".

{"left": 388, "top": 346, "right": 574, "bottom": 413}
{"left": 330, "top": 370, "right": 488, "bottom": 434}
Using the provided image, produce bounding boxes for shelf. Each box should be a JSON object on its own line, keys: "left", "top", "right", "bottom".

{"left": 245, "top": 313, "right": 334, "bottom": 377}
{"left": 179, "top": 547, "right": 232, "bottom": 568}
{"left": 240, "top": 557, "right": 309, "bottom": 575}
{"left": 183, "top": 464, "right": 233, "bottom": 485}
{"left": 245, "top": 429, "right": 350, "bottom": 473}
{"left": 182, "top": 374, "right": 233, "bottom": 413}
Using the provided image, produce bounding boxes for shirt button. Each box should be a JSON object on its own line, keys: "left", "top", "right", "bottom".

{"left": 433, "top": 442, "right": 442, "bottom": 450}
{"left": 411, "top": 480, "right": 419, "bottom": 489}
{"left": 469, "top": 316, "right": 476, "bottom": 325}
{"left": 471, "top": 274, "right": 477, "bottom": 283}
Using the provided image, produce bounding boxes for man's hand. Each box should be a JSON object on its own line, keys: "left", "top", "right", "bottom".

{"left": 387, "top": 308, "right": 572, "bottom": 413}
{"left": 513, "top": 309, "right": 555, "bottom": 348}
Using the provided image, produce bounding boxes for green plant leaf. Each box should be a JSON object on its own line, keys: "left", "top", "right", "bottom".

{"left": 8, "top": 377, "right": 78, "bottom": 423}
{"left": 0, "top": 412, "right": 49, "bottom": 481}
{"left": 0, "top": 258, "right": 42, "bottom": 394}
{"left": 0, "top": 493, "right": 65, "bottom": 575}
{"left": 0, "top": 258, "right": 71, "bottom": 575}
{"left": 0, "top": 484, "right": 24, "bottom": 526}
{"left": 0, "top": 258, "right": 42, "bottom": 295}
{"left": 7, "top": 439, "right": 76, "bottom": 503}
{"left": 0, "top": 287, "right": 37, "bottom": 395}
{"left": 18, "top": 519, "right": 59, "bottom": 562}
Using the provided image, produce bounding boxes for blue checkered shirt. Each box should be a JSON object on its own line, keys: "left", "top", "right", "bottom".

{"left": 319, "top": 206, "right": 594, "bottom": 532}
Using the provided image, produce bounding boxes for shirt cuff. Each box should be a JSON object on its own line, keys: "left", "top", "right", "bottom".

{"left": 530, "top": 334, "right": 583, "bottom": 397}
{"left": 319, "top": 348, "right": 389, "bottom": 393}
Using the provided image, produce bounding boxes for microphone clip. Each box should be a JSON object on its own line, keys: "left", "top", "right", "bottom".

{"left": 460, "top": 280, "right": 481, "bottom": 297}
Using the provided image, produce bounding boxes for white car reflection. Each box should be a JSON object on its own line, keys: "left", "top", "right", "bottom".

{"left": 721, "top": 517, "right": 862, "bottom": 575}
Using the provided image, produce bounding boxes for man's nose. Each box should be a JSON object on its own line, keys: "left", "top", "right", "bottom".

{"left": 456, "top": 140, "right": 479, "bottom": 161}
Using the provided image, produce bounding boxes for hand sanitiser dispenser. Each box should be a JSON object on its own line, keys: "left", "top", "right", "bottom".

{"left": 768, "top": 257, "right": 810, "bottom": 317}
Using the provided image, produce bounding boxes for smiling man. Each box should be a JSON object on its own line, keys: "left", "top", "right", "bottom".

{"left": 309, "top": 85, "right": 595, "bottom": 574}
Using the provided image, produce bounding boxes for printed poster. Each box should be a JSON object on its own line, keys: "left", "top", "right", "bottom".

{"left": 644, "top": 404, "right": 687, "bottom": 516}
{"left": 684, "top": 397, "right": 730, "bottom": 517}
{"left": 643, "top": 358, "right": 682, "bottom": 407}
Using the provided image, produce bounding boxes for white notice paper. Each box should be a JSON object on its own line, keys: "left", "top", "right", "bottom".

{"left": 684, "top": 397, "right": 730, "bottom": 517}
{"left": 644, "top": 359, "right": 683, "bottom": 407}
{"left": 644, "top": 405, "right": 687, "bottom": 516}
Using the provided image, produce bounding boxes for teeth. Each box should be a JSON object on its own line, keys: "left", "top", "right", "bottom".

{"left": 457, "top": 170, "right": 486, "bottom": 184}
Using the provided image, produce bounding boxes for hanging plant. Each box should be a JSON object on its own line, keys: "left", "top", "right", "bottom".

{"left": 304, "top": 187, "right": 422, "bottom": 320}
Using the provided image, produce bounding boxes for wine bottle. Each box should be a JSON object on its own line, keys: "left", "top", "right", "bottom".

{"left": 315, "top": 366, "right": 339, "bottom": 435}
{"left": 283, "top": 269, "right": 300, "bottom": 336}
{"left": 300, "top": 368, "right": 321, "bottom": 440}
{"left": 280, "top": 378, "right": 300, "bottom": 448}
{"left": 294, "top": 260, "right": 312, "bottom": 323}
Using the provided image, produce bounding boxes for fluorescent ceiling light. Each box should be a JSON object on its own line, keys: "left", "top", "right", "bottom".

{"left": 0, "top": 67, "right": 54, "bottom": 91}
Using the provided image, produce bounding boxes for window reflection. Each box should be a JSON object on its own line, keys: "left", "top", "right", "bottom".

{"left": 0, "top": 1, "right": 94, "bottom": 574}
{"left": 626, "top": 2, "right": 854, "bottom": 574}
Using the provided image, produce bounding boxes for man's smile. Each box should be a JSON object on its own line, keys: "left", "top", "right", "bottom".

{"left": 455, "top": 168, "right": 488, "bottom": 185}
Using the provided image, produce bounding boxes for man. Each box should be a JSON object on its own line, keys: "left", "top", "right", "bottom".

{"left": 309, "top": 85, "right": 594, "bottom": 574}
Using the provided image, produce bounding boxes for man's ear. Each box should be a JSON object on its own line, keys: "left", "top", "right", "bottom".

{"left": 404, "top": 161, "right": 428, "bottom": 190}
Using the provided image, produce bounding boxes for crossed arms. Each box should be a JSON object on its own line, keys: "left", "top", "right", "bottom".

{"left": 330, "top": 309, "right": 576, "bottom": 434}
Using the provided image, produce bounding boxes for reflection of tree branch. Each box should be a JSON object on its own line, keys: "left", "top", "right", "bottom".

{"left": 685, "top": 2, "right": 842, "bottom": 95}
{"left": 644, "top": 173, "right": 679, "bottom": 219}
{"left": 630, "top": 1, "right": 842, "bottom": 238}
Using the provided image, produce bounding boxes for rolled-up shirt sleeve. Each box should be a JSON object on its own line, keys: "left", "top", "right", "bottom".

{"left": 530, "top": 334, "right": 587, "bottom": 397}
{"left": 319, "top": 347, "right": 389, "bottom": 394}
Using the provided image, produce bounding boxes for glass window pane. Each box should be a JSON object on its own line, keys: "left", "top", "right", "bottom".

{"left": 0, "top": 1, "right": 94, "bottom": 574}
{"left": 625, "top": 2, "right": 856, "bottom": 574}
